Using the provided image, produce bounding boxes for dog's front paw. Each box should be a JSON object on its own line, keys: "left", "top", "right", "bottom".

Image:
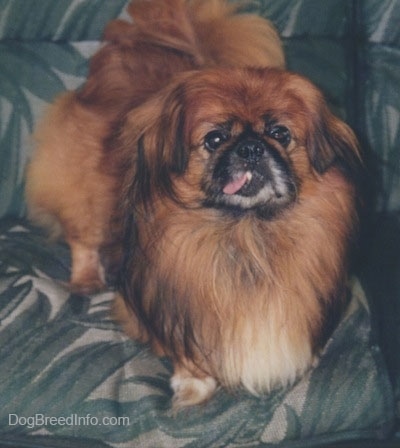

{"left": 171, "top": 369, "right": 217, "bottom": 411}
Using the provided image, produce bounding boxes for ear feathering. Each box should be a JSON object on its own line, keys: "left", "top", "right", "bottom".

{"left": 113, "top": 80, "right": 192, "bottom": 213}
{"left": 305, "top": 92, "right": 362, "bottom": 178}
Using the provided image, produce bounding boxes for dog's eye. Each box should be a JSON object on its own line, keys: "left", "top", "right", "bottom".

{"left": 267, "top": 125, "right": 291, "bottom": 147}
{"left": 204, "top": 130, "right": 229, "bottom": 152}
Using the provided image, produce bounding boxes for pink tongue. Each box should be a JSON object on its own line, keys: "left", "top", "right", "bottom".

{"left": 223, "top": 173, "right": 248, "bottom": 195}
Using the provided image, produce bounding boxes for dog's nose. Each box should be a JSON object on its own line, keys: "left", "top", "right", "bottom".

{"left": 236, "top": 139, "right": 265, "bottom": 163}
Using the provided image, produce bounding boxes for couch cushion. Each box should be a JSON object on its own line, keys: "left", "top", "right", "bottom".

{"left": 0, "top": 219, "right": 395, "bottom": 447}
{"left": 360, "top": 0, "right": 400, "bottom": 211}
{"left": 0, "top": 0, "right": 130, "bottom": 218}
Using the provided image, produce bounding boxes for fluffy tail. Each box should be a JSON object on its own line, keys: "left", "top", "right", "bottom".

{"left": 77, "top": 0, "right": 284, "bottom": 110}
{"left": 105, "top": 0, "right": 284, "bottom": 69}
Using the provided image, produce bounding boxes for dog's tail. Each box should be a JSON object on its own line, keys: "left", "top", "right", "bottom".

{"left": 105, "top": 0, "right": 285, "bottom": 69}
{"left": 77, "top": 0, "right": 284, "bottom": 111}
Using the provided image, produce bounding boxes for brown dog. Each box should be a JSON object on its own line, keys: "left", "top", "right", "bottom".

{"left": 112, "top": 67, "right": 361, "bottom": 408}
{"left": 26, "top": 0, "right": 361, "bottom": 409}
{"left": 26, "top": 0, "right": 284, "bottom": 292}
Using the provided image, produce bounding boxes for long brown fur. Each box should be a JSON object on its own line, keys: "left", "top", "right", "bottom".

{"left": 25, "top": 0, "right": 361, "bottom": 408}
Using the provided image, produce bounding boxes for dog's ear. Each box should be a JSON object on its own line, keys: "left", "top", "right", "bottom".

{"left": 154, "top": 83, "right": 189, "bottom": 176}
{"left": 305, "top": 96, "right": 362, "bottom": 178}
{"left": 115, "top": 80, "right": 189, "bottom": 211}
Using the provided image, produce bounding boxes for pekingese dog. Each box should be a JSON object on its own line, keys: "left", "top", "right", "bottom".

{"left": 26, "top": 0, "right": 361, "bottom": 409}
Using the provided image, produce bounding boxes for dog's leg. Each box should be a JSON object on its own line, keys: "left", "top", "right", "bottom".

{"left": 171, "top": 363, "right": 218, "bottom": 410}
{"left": 69, "top": 240, "right": 105, "bottom": 293}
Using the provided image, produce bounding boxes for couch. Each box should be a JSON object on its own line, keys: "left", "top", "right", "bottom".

{"left": 0, "top": 1, "right": 399, "bottom": 446}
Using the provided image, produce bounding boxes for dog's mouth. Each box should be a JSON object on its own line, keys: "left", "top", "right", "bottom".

{"left": 203, "top": 138, "right": 297, "bottom": 217}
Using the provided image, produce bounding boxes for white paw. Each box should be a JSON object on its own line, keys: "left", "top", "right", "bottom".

{"left": 171, "top": 373, "right": 218, "bottom": 410}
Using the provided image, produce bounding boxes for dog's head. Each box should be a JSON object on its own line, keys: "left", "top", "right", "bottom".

{"left": 117, "top": 67, "right": 360, "bottom": 218}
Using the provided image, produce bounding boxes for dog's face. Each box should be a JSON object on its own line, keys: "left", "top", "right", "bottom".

{"left": 196, "top": 111, "right": 297, "bottom": 218}
{"left": 119, "top": 67, "right": 360, "bottom": 217}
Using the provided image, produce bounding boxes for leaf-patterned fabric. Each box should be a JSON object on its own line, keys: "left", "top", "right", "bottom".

{"left": 0, "top": 220, "right": 395, "bottom": 446}
{"left": 0, "top": 0, "right": 399, "bottom": 446}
